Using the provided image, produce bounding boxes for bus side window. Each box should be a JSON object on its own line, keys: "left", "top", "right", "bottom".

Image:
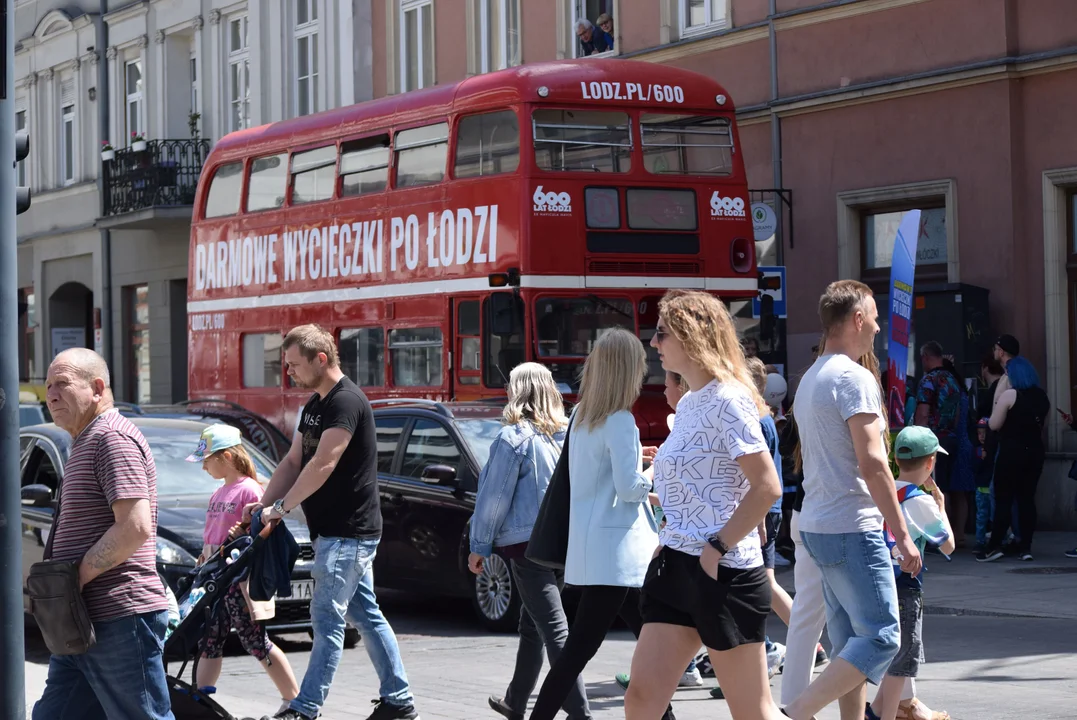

{"left": 204, "top": 161, "right": 244, "bottom": 218}
{"left": 340, "top": 327, "right": 385, "bottom": 387}
{"left": 246, "top": 153, "right": 288, "bottom": 212}
{"left": 389, "top": 327, "right": 443, "bottom": 387}
{"left": 242, "top": 333, "right": 283, "bottom": 387}
{"left": 291, "top": 146, "right": 337, "bottom": 204}
{"left": 340, "top": 135, "right": 390, "bottom": 196}
{"left": 484, "top": 294, "right": 524, "bottom": 388}
{"left": 454, "top": 110, "right": 520, "bottom": 178}
{"left": 394, "top": 123, "right": 449, "bottom": 188}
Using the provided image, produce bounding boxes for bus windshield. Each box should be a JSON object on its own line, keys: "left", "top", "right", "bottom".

{"left": 535, "top": 296, "right": 635, "bottom": 358}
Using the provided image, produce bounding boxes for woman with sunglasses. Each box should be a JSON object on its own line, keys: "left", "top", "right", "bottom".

{"left": 624, "top": 290, "right": 784, "bottom": 720}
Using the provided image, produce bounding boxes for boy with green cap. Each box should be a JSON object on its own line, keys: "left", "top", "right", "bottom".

{"left": 867, "top": 426, "right": 956, "bottom": 720}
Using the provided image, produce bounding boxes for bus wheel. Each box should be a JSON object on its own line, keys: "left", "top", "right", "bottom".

{"left": 471, "top": 551, "right": 520, "bottom": 632}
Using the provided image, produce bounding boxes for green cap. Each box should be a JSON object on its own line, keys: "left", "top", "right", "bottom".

{"left": 894, "top": 425, "right": 948, "bottom": 460}
{"left": 186, "top": 423, "right": 243, "bottom": 462}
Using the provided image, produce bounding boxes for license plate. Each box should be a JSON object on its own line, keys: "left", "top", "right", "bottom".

{"left": 288, "top": 579, "right": 314, "bottom": 601}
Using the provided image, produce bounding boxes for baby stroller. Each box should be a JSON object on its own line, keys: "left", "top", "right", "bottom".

{"left": 163, "top": 519, "right": 281, "bottom": 720}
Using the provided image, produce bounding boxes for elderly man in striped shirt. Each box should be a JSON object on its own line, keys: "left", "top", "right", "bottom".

{"left": 32, "top": 348, "right": 174, "bottom": 720}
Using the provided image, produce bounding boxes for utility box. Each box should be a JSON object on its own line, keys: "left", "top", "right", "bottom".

{"left": 909, "top": 283, "right": 993, "bottom": 387}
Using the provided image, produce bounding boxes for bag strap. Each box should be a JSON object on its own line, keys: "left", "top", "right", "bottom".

{"left": 42, "top": 479, "right": 62, "bottom": 561}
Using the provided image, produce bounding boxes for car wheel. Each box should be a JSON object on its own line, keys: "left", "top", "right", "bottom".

{"left": 471, "top": 551, "right": 520, "bottom": 632}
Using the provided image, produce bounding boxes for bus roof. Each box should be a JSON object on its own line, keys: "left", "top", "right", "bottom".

{"left": 208, "top": 59, "right": 736, "bottom": 163}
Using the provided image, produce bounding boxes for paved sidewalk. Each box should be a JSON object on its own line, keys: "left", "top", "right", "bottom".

{"left": 774, "top": 531, "right": 1077, "bottom": 620}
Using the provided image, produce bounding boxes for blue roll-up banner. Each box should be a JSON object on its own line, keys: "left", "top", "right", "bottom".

{"left": 886, "top": 210, "right": 921, "bottom": 428}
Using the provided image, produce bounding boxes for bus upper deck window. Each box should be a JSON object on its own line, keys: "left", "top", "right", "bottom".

{"left": 532, "top": 109, "right": 632, "bottom": 173}
{"left": 640, "top": 114, "right": 733, "bottom": 176}
{"left": 340, "top": 135, "right": 390, "bottom": 197}
{"left": 291, "top": 146, "right": 337, "bottom": 204}
{"left": 395, "top": 123, "right": 449, "bottom": 188}
{"left": 204, "top": 161, "right": 244, "bottom": 218}
{"left": 454, "top": 111, "right": 520, "bottom": 179}
{"left": 246, "top": 153, "right": 288, "bottom": 212}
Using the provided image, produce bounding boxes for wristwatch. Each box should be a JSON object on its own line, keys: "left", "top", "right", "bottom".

{"left": 707, "top": 533, "right": 729, "bottom": 556}
{"left": 272, "top": 499, "right": 289, "bottom": 517}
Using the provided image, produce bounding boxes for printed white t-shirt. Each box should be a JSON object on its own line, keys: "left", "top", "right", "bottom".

{"left": 653, "top": 379, "right": 769, "bottom": 568}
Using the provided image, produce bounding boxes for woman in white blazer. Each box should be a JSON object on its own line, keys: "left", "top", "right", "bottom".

{"left": 528, "top": 328, "right": 671, "bottom": 720}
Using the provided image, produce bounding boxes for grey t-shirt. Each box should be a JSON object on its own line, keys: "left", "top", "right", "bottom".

{"left": 793, "top": 353, "right": 886, "bottom": 534}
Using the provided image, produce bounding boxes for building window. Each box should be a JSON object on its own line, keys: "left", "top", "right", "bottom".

{"left": 401, "top": 0, "right": 434, "bottom": 92}
{"left": 15, "top": 109, "right": 27, "bottom": 187}
{"left": 19, "top": 289, "right": 36, "bottom": 383}
{"left": 60, "top": 101, "right": 75, "bottom": 185}
{"left": 389, "top": 327, "right": 443, "bottom": 387}
{"left": 125, "top": 59, "right": 144, "bottom": 142}
{"left": 190, "top": 52, "right": 198, "bottom": 115}
{"left": 125, "top": 284, "right": 151, "bottom": 404}
{"left": 860, "top": 205, "right": 947, "bottom": 285}
{"left": 680, "top": 0, "right": 728, "bottom": 36}
{"left": 242, "top": 333, "right": 283, "bottom": 387}
{"left": 340, "top": 327, "right": 385, "bottom": 386}
{"left": 229, "top": 15, "right": 251, "bottom": 132}
{"left": 475, "top": 0, "right": 521, "bottom": 73}
{"left": 296, "top": 0, "right": 319, "bottom": 116}
{"left": 1067, "top": 190, "right": 1077, "bottom": 414}
{"left": 572, "top": 0, "right": 614, "bottom": 58}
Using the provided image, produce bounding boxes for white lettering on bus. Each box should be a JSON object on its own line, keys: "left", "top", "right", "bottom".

{"left": 580, "top": 81, "right": 685, "bottom": 104}
{"left": 196, "top": 206, "right": 496, "bottom": 291}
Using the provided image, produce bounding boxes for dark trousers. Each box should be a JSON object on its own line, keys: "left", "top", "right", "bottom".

{"left": 988, "top": 447, "right": 1045, "bottom": 554}
{"left": 505, "top": 558, "right": 590, "bottom": 719}
{"left": 528, "top": 586, "right": 673, "bottom": 720}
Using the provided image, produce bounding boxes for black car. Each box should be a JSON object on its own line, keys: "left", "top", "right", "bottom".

{"left": 368, "top": 399, "right": 523, "bottom": 631}
{"left": 17, "top": 417, "right": 358, "bottom": 644}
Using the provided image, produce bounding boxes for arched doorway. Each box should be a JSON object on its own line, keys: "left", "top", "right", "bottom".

{"left": 48, "top": 282, "right": 93, "bottom": 359}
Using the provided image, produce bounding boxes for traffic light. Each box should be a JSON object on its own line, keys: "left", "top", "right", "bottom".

{"left": 15, "top": 129, "right": 29, "bottom": 214}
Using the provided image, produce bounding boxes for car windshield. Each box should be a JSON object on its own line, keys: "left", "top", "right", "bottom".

{"left": 454, "top": 418, "right": 503, "bottom": 469}
{"left": 137, "top": 426, "right": 276, "bottom": 497}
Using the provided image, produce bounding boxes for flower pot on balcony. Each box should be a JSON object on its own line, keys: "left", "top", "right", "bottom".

{"left": 131, "top": 140, "right": 147, "bottom": 152}
{"left": 100, "top": 149, "right": 115, "bottom": 162}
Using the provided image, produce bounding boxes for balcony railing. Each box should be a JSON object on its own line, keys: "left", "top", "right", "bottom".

{"left": 102, "top": 138, "right": 211, "bottom": 218}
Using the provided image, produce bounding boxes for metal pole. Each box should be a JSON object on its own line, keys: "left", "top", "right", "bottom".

{"left": 1, "top": 0, "right": 28, "bottom": 714}
{"left": 96, "top": 7, "right": 112, "bottom": 371}
{"left": 768, "top": 0, "right": 784, "bottom": 267}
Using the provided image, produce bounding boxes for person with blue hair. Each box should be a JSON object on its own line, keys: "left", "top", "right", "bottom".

{"left": 977, "top": 356, "right": 1050, "bottom": 562}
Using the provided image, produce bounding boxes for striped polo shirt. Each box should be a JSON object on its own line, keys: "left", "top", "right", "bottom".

{"left": 50, "top": 409, "right": 167, "bottom": 622}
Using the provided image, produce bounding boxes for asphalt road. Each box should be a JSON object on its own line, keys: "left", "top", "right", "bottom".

{"left": 24, "top": 589, "right": 1077, "bottom": 720}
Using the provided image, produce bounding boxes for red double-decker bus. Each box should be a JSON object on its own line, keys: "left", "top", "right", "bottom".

{"left": 187, "top": 59, "right": 757, "bottom": 443}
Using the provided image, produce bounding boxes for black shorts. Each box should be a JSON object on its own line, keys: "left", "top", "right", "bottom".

{"left": 640, "top": 546, "right": 771, "bottom": 651}
{"left": 762, "top": 511, "right": 781, "bottom": 569}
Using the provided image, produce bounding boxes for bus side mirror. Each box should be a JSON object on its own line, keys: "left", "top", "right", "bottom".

{"left": 488, "top": 292, "right": 518, "bottom": 336}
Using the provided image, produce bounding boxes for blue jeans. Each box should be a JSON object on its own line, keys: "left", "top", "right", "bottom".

{"left": 800, "top": 531, "right": 900, "bottom": 685}
{"left": 291, "top": 536, "right": 413, "bottom": 718}
{"left": 975, "top": 489, "right": 994, "bottom": 546}
{"left": 32, "top": 610, "right": 174, "bottom": 720}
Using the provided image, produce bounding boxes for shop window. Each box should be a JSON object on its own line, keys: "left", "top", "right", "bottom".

{"left": 125, "top": 285, "right": 151, "bottom": 404}
{"left": 340, "top": 327, "right": 385, "bottom": 387}
{"left": 389, "top": 327, "right": 443, "bottom": 387}
{"left": 242, "top": 333, "right": 282, "bottom": 387}
{"left": 204, "top": 162, "right": 244, "bottom": 218}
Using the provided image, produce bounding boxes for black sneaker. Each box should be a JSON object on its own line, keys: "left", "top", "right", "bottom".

{"left": 261, "top": 710, "right": 313, "bottom": 720}
{"left": 814, "top": 644, "right": 829, "bottom": 667}
{"left": 1065, "top": 548, "right": 1077, "bottom": 558}
{"left": 365, "top": 698, "right": 420, "bottom": 720}
{"left": 976, "top": 548, "right": 1004, "bottom": 562}
{"left": 488, "top": 696, "right": 522, "bottom": 720}
{"left": 1020, "top": 552, "right": 1034, "bottom": 561}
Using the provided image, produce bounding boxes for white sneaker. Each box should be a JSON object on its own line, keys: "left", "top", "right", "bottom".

{"left": 766, "top": 642, "right": 786, "bottom": 679}
{"left": 679, "top": 667, "right": 704, "bottom": 687}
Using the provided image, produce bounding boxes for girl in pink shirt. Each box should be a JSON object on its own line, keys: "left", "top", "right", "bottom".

{"left": 186, "top": 424, "right": 299, "bottom": 713}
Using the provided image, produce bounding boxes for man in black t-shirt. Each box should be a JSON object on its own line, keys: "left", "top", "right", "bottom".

{"left": 248, "top": 325, "right": 418, "bottom": 720}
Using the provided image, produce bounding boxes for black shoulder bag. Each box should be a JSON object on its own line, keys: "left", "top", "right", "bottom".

{"left": 525, "top": 420, "right": 572, "bottom": 570}
{"left": 26, "top": 485, "right": 96, "bottom": 655}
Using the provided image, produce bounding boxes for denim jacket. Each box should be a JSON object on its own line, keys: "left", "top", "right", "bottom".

{"left": 469, "top": 421, "right": 566, "bottom": 557}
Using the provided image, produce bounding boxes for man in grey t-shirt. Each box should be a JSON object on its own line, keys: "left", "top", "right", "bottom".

{"left": 783, "top": 280, "right": 921, "bottom": 720}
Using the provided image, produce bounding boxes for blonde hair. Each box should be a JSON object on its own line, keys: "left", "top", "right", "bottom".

{"left": 503, "top": 362, "right": 568, "bottom": 437}
{"left": 283, "top": 324, "right": 339, "bottom": 368}
{"left": 658, "top": 290, "right": 767, "bottom": 415}
{"left": 210, "top": 444, "right": 260, "bottom": 483}
{"left": 574, "top": 327, "right": 647, "bottom": 431}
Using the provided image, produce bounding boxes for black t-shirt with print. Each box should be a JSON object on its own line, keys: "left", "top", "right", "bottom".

{"left": 298, "top": 376, "right": 382, "bottom": 540}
